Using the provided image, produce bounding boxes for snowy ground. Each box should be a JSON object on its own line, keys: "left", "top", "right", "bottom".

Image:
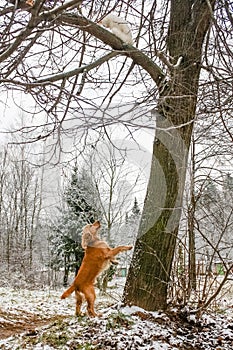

{"left": 0, "top": 278, "right": 233, "bottom": 349}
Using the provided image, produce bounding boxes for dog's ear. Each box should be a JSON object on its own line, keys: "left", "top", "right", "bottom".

{"left": 92, "top": 220, "right": 101, "bottom": 228}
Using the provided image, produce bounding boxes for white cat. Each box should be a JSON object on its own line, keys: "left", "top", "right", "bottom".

{"left": 100, "top": 14, "right": 133, "bottom": 45}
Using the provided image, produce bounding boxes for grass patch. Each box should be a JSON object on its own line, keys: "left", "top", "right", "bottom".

{"left": 106, "top": 311, "right": 134, "bottom": 330}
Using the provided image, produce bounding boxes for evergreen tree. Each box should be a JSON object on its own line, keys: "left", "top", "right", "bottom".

{"left": 65, "top": 165, "right": 97, "bottom": 222}
{"left": 121, "top": 198, "right": 141, "bottom": 246}
{"left": 223, "top": 173, "right": 233, "bottom": 194}
{"left": 50, "top": 165, "right": 100, "bottom": 286}
{"left": 201, "top": 178, "right": 219, "bottom": 209}
{"left": 131, "top": 197, "right": 141, "bottom": 218}
{"left": 125, "top": 212, "right": 129, "bottom": 225}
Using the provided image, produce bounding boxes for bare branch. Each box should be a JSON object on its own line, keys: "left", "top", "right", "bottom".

{"left": 35, "top": 51, "right": 119, "bottom": 83}
{"left": 59, "top": 14, "right": 166, "bottom": 88}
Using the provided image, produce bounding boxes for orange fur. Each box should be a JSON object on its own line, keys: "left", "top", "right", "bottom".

{"left": 81, "top": 220, "right": 118, "bottom": 265}
{"left": 61, "top": 225, "right": 132, "bottom": 316}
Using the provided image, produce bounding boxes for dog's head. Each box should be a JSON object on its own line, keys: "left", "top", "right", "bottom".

{"left": 82, "top": 220, "right": 101, "bottom": 236}
{"left": 90, "top": 220, "right": 101, "bottom": 235}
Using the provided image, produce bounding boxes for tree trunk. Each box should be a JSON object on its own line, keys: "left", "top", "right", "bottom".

{"left": 188, "top": 139, "right": 197, "bottom": 293}
{"left": 124, "top": 0, "right": 215, "bottom": 310}
{"left": 63, "top": 254, "right": 70, "bottom": 287}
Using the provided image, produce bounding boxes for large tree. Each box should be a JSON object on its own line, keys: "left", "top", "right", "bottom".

{"left": 124, "top": 1, "right": 217, "bottom": 310}
{"left": 1, "top": 1, "right": 232, "bottom": 310}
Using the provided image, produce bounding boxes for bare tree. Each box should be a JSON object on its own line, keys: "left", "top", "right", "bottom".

{"left": 84, "top": 140, "right": 142, "bottom": 241}
{"left": 169, "top": 94, "right": 233, "bottom": 311}
{"left": 0, "top": 142, "right": 45, "bottom": 284}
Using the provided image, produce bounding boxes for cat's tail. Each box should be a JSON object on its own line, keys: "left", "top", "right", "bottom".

{"left": 111, "top": 27, "right": 133, "bottom": 45}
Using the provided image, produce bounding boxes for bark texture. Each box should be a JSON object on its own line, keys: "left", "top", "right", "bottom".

{"left": 124, "top": 0, "right": 215, "bottom": 310}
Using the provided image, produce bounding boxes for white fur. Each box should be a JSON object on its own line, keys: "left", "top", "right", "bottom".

{"left": 101, "top": 14, "right": 133, "bottom": 45}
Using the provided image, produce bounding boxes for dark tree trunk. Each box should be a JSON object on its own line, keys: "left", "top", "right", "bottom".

{"left": 188, "top": 140, "right": 197, "bottom": 293}
{"left": 124, "top": 0, "right": 215, "bottom": 310}
{"left": 63, "top": 254, "right": 70, "bottom": 287}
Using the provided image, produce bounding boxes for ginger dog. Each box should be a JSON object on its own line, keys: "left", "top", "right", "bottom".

{"left": 61, "top": 221, "right": 132, "bottom": 317}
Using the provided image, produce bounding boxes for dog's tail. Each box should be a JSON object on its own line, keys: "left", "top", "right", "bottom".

{"left": 60, "top": 284, "right": 75, "bottom": 299}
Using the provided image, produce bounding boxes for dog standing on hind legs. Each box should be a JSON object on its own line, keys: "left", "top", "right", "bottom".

{"left": 61, "top": 221, "right": 132, "bottom": 317}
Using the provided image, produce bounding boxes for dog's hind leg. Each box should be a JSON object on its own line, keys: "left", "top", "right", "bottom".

{"left": 75, "top": 290, "right": 83, "bottom": 316}
{"left": 83, "top": 285, "right": 98, "bottom": 317}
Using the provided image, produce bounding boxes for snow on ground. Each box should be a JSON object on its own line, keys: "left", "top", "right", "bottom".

{"left": 0, "top": 278, "right": 233, "bottom": 349}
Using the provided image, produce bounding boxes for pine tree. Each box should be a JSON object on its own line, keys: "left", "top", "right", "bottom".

{"left": 120, "top": 198, "right": 141, "bottom": 246}
{"left": 65, "top": 166, "right": 97, "bottom": 223}
{"left": 201, "top": 178, "right": 219, "bottom": 209}
{"left": 131, "top": 197, "right": 140, "bottom": 217}
{"left": 223, "top": 173, "right": 233, "bottom": 194}
{"left": 50, "top": 165, "right": 100, "bottom": 286}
